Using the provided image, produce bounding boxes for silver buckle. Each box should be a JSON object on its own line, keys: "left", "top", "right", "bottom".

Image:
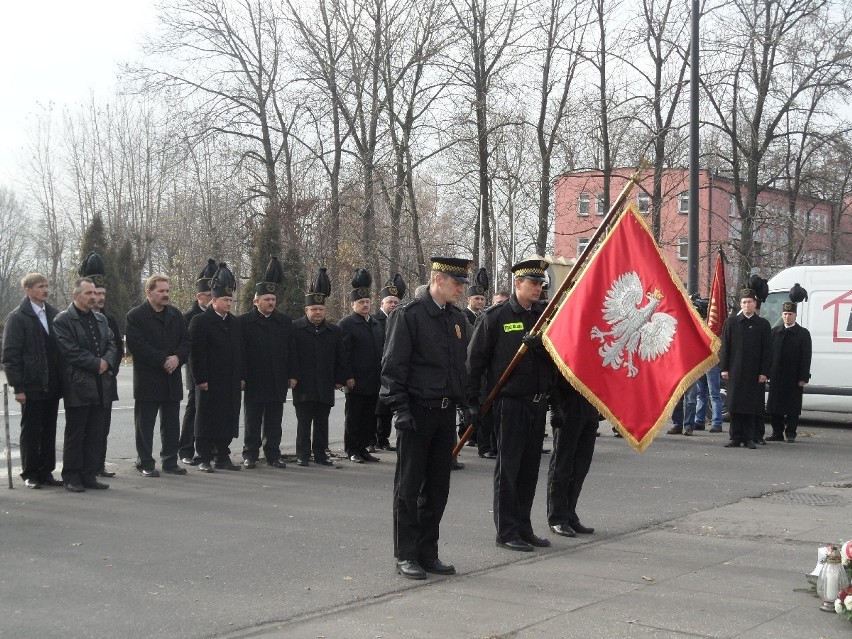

{"left": 441, "top": 398, "right": 450, "bottom": 409}
{"left": 532, "top": 393, "right": 543, "bottom": 403}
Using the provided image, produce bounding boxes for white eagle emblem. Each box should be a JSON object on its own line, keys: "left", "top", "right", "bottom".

{"left": 590, "top": 272, "right": 677, "bottom": 377}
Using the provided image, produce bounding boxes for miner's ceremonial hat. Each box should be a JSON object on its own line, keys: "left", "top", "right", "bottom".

{"left": 78, "top": 252, "right": 106, "bottom": 287}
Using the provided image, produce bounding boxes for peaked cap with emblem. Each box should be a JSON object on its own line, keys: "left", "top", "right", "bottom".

{"left": 380, "top": 273, "right": 406, "bottom": 300}
{"left": 210, "top": 262, "right": 237, "bottom": 298}
{"left": 350, "top": 268, "right": 372, "bottom": 302}
{"left": 430, "top": 256, "right": 473, "bottom": 284}
{"left": 305, "top": 267, "right": 331, "bottom": 306}
{"left": 511, "top": 258, "right": 549, "bottom": 282}
{"left": 467, "top": 267, "right": 489, "bottom": 297}
{"left": 255, "top": 256, "right": 284, "bottom": 297}
{"left": 196, "top": 258, "right": 218, "bottom": 293}
{"left": 78, "top": 252, "right": 107, "bottom": 288}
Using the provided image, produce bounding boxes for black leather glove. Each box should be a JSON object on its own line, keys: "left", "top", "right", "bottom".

{"left": 522, "top": 331, "right": 543, "bottom": 350}
{"left": 462, "top": 405, "right": 482, "bottom": 430}
{"left": 392, "top": 408, "right": 416, "bottom": 432}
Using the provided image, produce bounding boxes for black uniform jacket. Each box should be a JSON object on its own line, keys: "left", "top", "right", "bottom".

{"left": 125, "top": 301, "right": 190, "bottom": 402}
{"left": 766, "top": 323, "right": 812, "bottom": 416}
{"left": 466, "top": 294, "right": 556, "bottom": 404}
{"left": 380, "top": 289, "right": 469, "bottom": 412}
{"left": 240, "top": 307, "right": 295, "bottom": 404}
{"left": 290, "top": 317, "right": 346, "bottom": 406}
{"left": 184, "top": 301, "right": 205, "bottom": 390}
{"left": 1, "top": 297, "right": 60, "bottom": 396}
{"left": 189, "top": 307, "right": 245, "bottom": 439}
{"left": 339, "top": 311, "right": 384, "bottom": 396}
{"left": 719, "top": 312, "right": 771, "bottom": 414}
{"left": 53, "top": 305, "right": 120, "bottom": 408}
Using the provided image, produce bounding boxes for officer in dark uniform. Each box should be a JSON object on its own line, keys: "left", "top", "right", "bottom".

{"left": 372, "top": 274, "right": 406, "bottom": 451}
{"left": 240, "top": 257, "right": 296, "bottom": 468}
{"left": 339, "top": 269, "right": 383, "bottom": 463}
{"left": 179, "top": 259, "right": 216, "bottom": 465}
{"left": 467, "top": 258, "right": 556, "bottom": 552}
{"left": 381, "top": 256, "right": 472, "bottom": 580}
{"left": 189, "top": 263, "right": 245, "bottom": 472}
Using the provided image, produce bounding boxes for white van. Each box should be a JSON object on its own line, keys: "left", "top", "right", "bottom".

{"left": 763, "top": 265, "right": 852, "bottom": 412}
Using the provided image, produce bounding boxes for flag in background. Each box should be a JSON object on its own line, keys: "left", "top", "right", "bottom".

{"left": 543, "top": 203, "right": 720, "bottom": 452}
{"left": 706, "top": 248, "right": 728, "bottom": 336}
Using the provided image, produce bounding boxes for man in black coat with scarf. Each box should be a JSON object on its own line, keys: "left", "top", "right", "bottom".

{"left": 766, "top": 300, "right": 812, "bottom": 443}
{"left": 126, "top": 274, "right": 191, "bottom": 477}
{"left": 189, "top": 263, "right": 245, "bottom": 473}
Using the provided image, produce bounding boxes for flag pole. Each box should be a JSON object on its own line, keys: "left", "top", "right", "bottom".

{"left": 453, "top": 162, "right": 647, "bottom": 459}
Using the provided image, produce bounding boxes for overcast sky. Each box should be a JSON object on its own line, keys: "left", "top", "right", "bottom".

{"left": 0, "top": 0, "right": 156, "bottom": 186}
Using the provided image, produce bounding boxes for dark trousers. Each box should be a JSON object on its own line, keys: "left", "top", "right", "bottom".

{"left": 344, "top": 393, "right": 377, "bottom": 456}
{"left": 393, "top": 401, "right": 454, "bottom": 562}
{"left": 478, "top": 406, "right": 497, "bottom": 455}
{"left": 547, "top": 416, "right": 598, "bottom": 526}
{"left": 770, "top": 413, "right": 799, "bottom": 439}
{"left": 178, "top": 385, "right": 197, "bottom": 460}
{"left": 754, "top": 415, "right": 765, "bottom": 441}
{"left": 196, "top": 437, "right": 232, "bottom": 465}
{"left": 98, "top": 403, "right": 114, "bottom": 471}
{"left": 243, "top": 401, "right": 284, "bottom": 462}
{"left": 294, "top": 401, "right": 331, "bottom": 462}
{"left": 494, "top": 396, "right": 547, "bottom": 542}
{"left": 376, "top": 412, "right": 392, "bottom": 447}
{"left": 62, "top": 404, "right": 105, "bottom": 484}
{"left": 729, "top": 412, "right": 756, "bottom": 443}
{"left": 19, "top": 397, "right": 60, "bottom": 481}
{"left": 135, "top": 400, "right": 180, "bottom": 471}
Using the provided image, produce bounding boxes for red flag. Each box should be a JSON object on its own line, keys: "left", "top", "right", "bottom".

{"left": 706, "top": 248, "right": 728, "bottom": 336}
{"left": 543, "top": 203, "right": 719, "bottom": 451}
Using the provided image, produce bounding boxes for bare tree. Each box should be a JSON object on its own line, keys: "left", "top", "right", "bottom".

{"left": 0, "top": 188, "right": 32, "bottom": 321}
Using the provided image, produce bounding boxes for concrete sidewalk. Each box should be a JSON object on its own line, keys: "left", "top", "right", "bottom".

{"left": 235, "top": 479, "right": 852, "bottom": 639}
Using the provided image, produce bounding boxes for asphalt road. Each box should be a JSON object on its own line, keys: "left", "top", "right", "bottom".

{"left": 1, "top": 367, "right": 850, "bottom": 638}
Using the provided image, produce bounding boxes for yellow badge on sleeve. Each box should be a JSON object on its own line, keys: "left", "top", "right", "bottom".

{"left": 503, "top": 322, "right": 524, "bottom": 332}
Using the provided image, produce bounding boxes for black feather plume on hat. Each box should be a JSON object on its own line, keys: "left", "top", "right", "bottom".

{"left": 350, "top": 268, "right": 372, "bottom": 301}
{"left": 789, "top": 283, "right": 808, "bottom": 303}
{"left": 380, "top": 273, "right": 406, "bottom": 300}
{"left": 264, "top": 256, "right": 284, "bottom": 284}
{"left": 197, "top": 258, "right": 217, "bottom": 292}
{"left": 305, "top": 267, "right": 331, "bottom": 306}
{"left": 392, "top": 273, "right": 406, "bottom": 299}
{"left": 747, "top": 274, "right": 768, "bottom": 303}
{"left": 467, "top": 267, "right": 489, "bottom": 296}
{"left": 78, "top": 252, "right": 106, "bottom": 287}
{"left": 211, "top": 262, "right": 237, "bottom": 298}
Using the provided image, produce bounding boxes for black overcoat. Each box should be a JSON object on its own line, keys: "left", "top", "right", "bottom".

{"left": 125, "top": 302, "right": 191, "bottom": 402}
{"left": 189, "top": 307, "right": 244, "bottom": 439}
{"left": 240, "top": 307, "right": 295, "bottom": 404}
{"left": 766, "top": 323, "right": 812, "bottom": 416}
{"left": 719, "top": 312, "right": 771, "bottom": 415}
{"left": 290, "top": 317, "right": 346, "bottom": 406}
{"left": 184, "top": 301, "right": 205, "bottom": 390}
{"left": 338, "top": 312, "right": 383, "bottom": 396}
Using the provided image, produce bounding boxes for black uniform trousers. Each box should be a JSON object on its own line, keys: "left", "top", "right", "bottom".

{"left": 729, "top": 413, "right": 756, "bottom": 444}
{"left": 62, "top": 404, "right": 105, "bottom": 485}
{"left": 243, "top": 401, "right": 285, "bottom": 462}
{"left": 135, "top": 400, "right": 180, "bottom": 471}
{"left": 770, "top": 413, "right": 799, "bottom": 439}
{"left": 178, "top": 384, "right": 197, "bottom": 460}
{"left": 375, "top": 412, "right": 392, "bottom": 448}
{"left": 344, "top": 393, "right": 377, "bottom": 456}
{"left": 98, "top": 403, "right": 114, "bottom": 471}
{"left": 294, "top": 401, "right": 331, "bottom": 462}
{"left": 393, "top": 401, "right": 455, "bottom": 562}
{"left": 547, "top": 414, "right": 597, "bottom": 526}
{"left": 196, "top": 437, "right": 233, "bottom": 465}
{"left": 19, "top": 398, "right": 60, "bottom": 481}
{"left": 478, "top": 407, "right": 497, "bottom": 456}
{"left": 494, "top": 396, "right": 547, "bottom": 542}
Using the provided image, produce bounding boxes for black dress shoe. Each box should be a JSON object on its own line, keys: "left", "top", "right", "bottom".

{"left": 242, "top": 459, "right": 256, "bottom": 469}
{"left": 362, "top": 452, "right": 381, "bottom": 462}
{"left": 65, "top": 482, "right": 86, "bottom": 493}
{"left": 765, "top": 434, "right": 785, "bottom": 442}
{"left": 521, "top": 533, "right": 551, "bottom": 548}
{"left": 24, "top": 478, "right": 42, "bottom": 489}
{"left": 745, "top": 440, "right": 757, "bottom": 449}
{"left": 137, "top": 468, "right": 160, "bottom": 478}
{"left": 378, "top": 442, "right": 396, "bottom": 451}
{"left": 97, "top": 469, "right": 116, "bottom": 478}
{"left": 568, "top": 521, "right": 595, "bottom": 534}
{"left": 269, "top": 459, "right": 287, "bottom": 468}
{"left": 39, "top": 476, "right": 65, "bottom": 487}
{"left": 296, "top": 458, "right": 310, "bottom": 467}
{"left": 349, "top": 454, "right": 365, "bottom": 463}
{"left": 756, "top": 438, "right": 767, "bottom": 445}
{"left": 213, "top": 461, "right": 242, "bottom": 471}
{"left": 197, "top": 462, "right": 214, "bottom": 473}
{"left": 479, "top": 451, "right": 497, "bottom": 459}
{"left": 181, "top": 457, "right": 200, "bottom": 466}
{"left": 724, "top": 440, "right": 741, "bottom": 448}
{"left": 83, "top": 480, "right": 109, "bottom": 490}
{"left": 396, "top": 559, "right": 427, "bottom": 580}
{"left": 549, "top": 524, "right": 576, "bottom": 537}
{"left": 421, "top": 558, "right": 456, "bottom": 575}
{"left": 496, "top": 538, "right": 534, "bottom": 552}
{"left": 786, "top": 437, "right": 796, "bottom": 443}
{"left": 162, "top": 466, "right": 188, "bottom": 475}
{"left": 313, "top": 458, "right": 333, "bottom": 466}
{"left": 451, "top": 460, "right": 465, "bottom": 470}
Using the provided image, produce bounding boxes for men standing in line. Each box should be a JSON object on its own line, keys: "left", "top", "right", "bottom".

{"left": 125, "top": 274, "right": 191, "bottom": 477}
{"left": 462, "top": 268, "right": 489, "bottom": 326}
{"left": 719, "top": 287, "right": 771, "bottom": 449}
{"left": 53, "top": 277, "right": 121, "bottom": 492}
{"left": 766, "top": 296, "right": 812, "bottom": 443}
{"left": 1, "top": 273, "right": 63, "bottom": 489}
{"left": 179, "top": 259, "right": 216, "bottom": 466}
{"left": 291, "top": 268, "right": 346, "bottom": 467}
{"left": 381, "top": 257, "right": 472, "bottom": 580}
{"left": 189, "top": 263, "right": 245, "bottom": 473}
{"left": 339, "top": 269, "right": 383, "bottom": 464}
{"left": 467, "top": 259, "right": 556, "bottom": 552}
{"left": 372, "top": 274, "right": 405, "bottom": 452}
{"left": 78, "top": 253, "right": 123, "bottom": 478}
{"left": 240, "top": 257, "right": 295, "bottom": 469}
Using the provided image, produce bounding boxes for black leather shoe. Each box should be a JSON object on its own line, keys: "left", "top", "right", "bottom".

{"left": 242, "top": 459, "right": 256, "bottom": 469}
{"left": 745, "top": 440, "right": 757, "bottom": 449}
{"left": 97, "top": 469, "right": 116, "bottom": 478}
{"left": 181, "top": 457, "right": 200, "bottom": 466}
{"left": 65, "top": 482, "right": 86, "bottom": 493}
{"left": 479, "top": 451, "right": 497, "bottom": 459}
{"left": 40, "top": 476, "right": 65, "bottom": 487}
{"left": 83, "top": 480, "right": 109, "bottom": 490}
{"left": 765, "top": 434, "right": 785, "bottom": 442}
{"left": 724, "top": 440, "right": 741, "bottom": 448}
{"left": 568, "top": 521, "right": 595, "bottom": 534}
{"left": 378, "top": 442, "right": 396, "bottom": 451}
{"left": 296, "top": 458, "right": 310, "bottom": 467}
{"left": 496, "top": 538, "right": 534, "bottom": 552}
{"left": 162, "top": 466, "right": 188, "bottom": 475}
{"left": 269, "top": 459, "right": 287, "bottom": 468}
{"left": 396, "top": 559, "right": 427, "bottom": 580}
{"left": 313, "top": 458, "right": 333, "bottom": 466}
{"left": 213, "top": 461, "right": 242, "bottom": 471}
{"left": 24, "top": 478, "right": 42, "bottom": 489}
{"left": 197, "top": 462, "right": 214, "bottom": 473}
{"left": 137, "top": 468, "right": 160, "bottom": 478}
{"left": 421, "top": 558, "right": 456, "bottom": 575}
{"left": 451, "top": 460, "right": 465, "bottom": 470}
{"left": 521, "top": 533, "right": 551, "bottom": 548}
{"left": 362, "top": 452, "right": 381, "bottom": 463}
{"left": 786, "top": 437, "right": 796, "bottom": 443}
{"left": 349, "top": 454, "right": 365, "bottom": 464}
{"left": 756, "top": 438, "right": 767, "bottom": 445}
{"left": 549, "top": 524, "right": 576, "bottom": 537}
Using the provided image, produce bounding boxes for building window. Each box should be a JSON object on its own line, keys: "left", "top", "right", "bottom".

{"left": 596, "top": 193, "right": 605, "bottom": 215}
{"left": 578, "top": 193, "right": 589, "bottom": 216}
{"left": 677, "top": 237, "right": 688, "bottom": 261}
{"left": 637, "top": 191, "right": 650, "bottom": 213}
{"left": 678, "top": 192, "right": 689, "bottom": 214}
{"left": 578, "top": 238, "right": 590, "bottom": 256}
{"left": 728, "top": 196, "right": 737, "bottom": 217}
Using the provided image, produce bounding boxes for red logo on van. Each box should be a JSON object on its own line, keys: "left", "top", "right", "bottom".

{"left": 823, "top": 290, "right": 852, "bottom": 343}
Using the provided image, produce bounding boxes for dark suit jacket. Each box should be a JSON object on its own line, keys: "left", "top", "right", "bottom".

{"left": 125, "top": 301, "right": 191, "bottom": 402}
{"left": 240, "top": 307, "right": 295, "bottom": 403}
{"left": 1, "top": 297, "right": 61, "bottom": 398}
{"left": 290, "top": 317, "right": 346, "bottom": 406}
{"left": 338, "top": 312, "right": 383, "bottom": 396}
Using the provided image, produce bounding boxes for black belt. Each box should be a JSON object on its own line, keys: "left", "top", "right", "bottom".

{"left": 506, "top": 393, "right": 546, "bottom": 403}
{"left": 417, "top": 397, "right": 455, "bottom": 410}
